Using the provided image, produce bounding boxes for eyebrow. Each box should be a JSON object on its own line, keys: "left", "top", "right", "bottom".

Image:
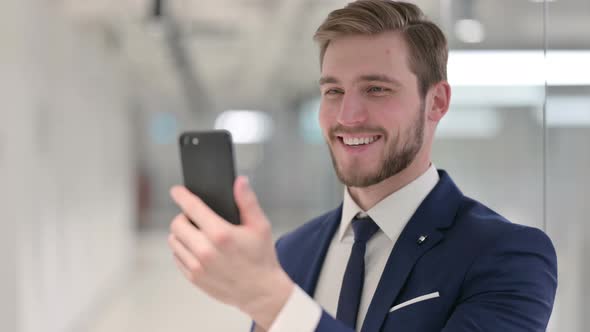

{"left": 318, "top": 74, "right": 403, "bottom": 86}
{"left": 318, "top": 76, "right": 339, "bottom": 85}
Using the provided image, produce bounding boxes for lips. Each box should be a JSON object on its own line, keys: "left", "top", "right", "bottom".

{"left": 334, "top": 135, "right": 383, "bottom": 156}
{"left": 337, "top": 134, "right": 382, "bottom": 145}
{"left": 339, "top": 135, "right": 380, "bottom": 146}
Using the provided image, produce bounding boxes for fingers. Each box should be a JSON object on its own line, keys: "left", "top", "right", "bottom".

{"left": 170, "top": 186, "right": 231, "bottom": 235}
{"left": 169, "top": 213, "right": 220, "bottom": 260}
{"left": 168, "top": 234, "right": 202, "bottom": 278}
{"left": 173, "top": 251, "right": 197, "bottom": 282}
{"left": 234, "top": 176, "right": 267, "bottom": 229}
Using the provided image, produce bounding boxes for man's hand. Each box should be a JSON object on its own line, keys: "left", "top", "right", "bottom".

{"left": 168, "top": 176, "right": 294, "bottom": 330}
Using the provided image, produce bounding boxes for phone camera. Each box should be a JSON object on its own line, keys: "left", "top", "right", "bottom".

{"left": 192, "top": 137, "right": 199, "bottom": 145}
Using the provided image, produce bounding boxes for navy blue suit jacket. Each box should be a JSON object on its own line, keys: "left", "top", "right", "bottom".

{"left": 274, "top": 170, "right": 557, "bottom": 331}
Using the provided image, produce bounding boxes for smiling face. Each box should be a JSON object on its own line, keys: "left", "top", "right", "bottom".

{"left": 319, "top": 32, "right": 427, "bottom": 188}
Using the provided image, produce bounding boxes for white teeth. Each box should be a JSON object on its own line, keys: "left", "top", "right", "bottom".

{"left": 343, "top": 136, "right": 378, "bottom": 146}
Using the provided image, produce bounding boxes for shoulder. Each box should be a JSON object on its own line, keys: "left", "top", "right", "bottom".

{"left": 273, "top": 207, "right": 341, "bottom": 279}
{"left": 453, "top": 196, "right": 554, "bottom": 252}
{"left": 445, "top": 197, "right": 558, "bottom": 327}
{"left": 275, "top": 206, "right": 341, "bottom": 252}
{"left": 451, "top": 196, "right": 557, "bottom": 283}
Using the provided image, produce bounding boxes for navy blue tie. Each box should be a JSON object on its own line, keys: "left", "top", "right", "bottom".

{"left": 336, "top": 216, "right": 380, "bottom": 330}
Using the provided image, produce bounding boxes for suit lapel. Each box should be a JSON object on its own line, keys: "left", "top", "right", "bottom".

{"left": 361, "top": 170, "right": 463, "bottom": 332}
{"left": 299, "top": 206, "right": 342, "bottom": 296}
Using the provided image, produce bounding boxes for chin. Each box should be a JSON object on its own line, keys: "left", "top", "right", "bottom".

{"left": 336, "top": 167, "right": 382, "bottom": 188}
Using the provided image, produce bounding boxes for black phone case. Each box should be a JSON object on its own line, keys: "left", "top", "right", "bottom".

{"left": 178, "top": 130, "right": 241, "bottom": 225}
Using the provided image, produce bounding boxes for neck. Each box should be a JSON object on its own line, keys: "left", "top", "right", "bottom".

{"left": 347, "top": 154, "right": 432, "bottom": 211}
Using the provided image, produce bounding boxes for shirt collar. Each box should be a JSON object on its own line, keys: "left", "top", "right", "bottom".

{"left": 338, "top": 164, "right": 440, "bottom": 242}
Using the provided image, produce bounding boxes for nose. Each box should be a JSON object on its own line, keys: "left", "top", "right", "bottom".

{"left": 337, "top": 93, "right": 368, "bottom": 126}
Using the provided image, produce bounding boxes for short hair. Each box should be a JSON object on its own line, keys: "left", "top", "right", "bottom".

{"left": 314, "top": 0, "right": 448, "bottom": 97}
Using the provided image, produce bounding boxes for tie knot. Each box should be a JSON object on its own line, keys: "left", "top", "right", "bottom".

{"left": 351, "top": 216, "right": 380, "bottom": 244}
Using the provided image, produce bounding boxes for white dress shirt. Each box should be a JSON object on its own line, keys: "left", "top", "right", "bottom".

{"left": 264, "top": 165, "right": 440, "bottom": 332}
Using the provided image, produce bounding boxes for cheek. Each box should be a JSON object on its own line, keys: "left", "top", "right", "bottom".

{"left": 373, "top": 100, "right": 418, "bottom": 130}
{"left": 318, "top": 105, "right": 332, "bottom": 132}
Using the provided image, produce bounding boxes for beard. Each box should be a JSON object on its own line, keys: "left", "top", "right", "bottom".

{"left": 327, "top": 104, "right": 425, "bottom": 188}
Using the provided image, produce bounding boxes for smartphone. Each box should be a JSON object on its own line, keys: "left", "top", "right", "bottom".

{"left": 178, "top": 130, "right": 241, "bottom": 225}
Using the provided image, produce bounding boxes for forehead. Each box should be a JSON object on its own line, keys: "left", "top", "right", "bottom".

{"left": 321, "top": 31, "right": 413, "bottom": 82}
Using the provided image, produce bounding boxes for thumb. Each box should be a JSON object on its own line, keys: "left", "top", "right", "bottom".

{"left": 234, "top": 176, "right": 267, "bottom": 228}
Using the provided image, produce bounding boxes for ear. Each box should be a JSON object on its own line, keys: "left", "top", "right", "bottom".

{"left": 426, "top": 81, "right": 451, "bottom": 123}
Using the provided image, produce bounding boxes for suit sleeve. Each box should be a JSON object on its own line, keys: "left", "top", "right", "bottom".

{"left": 442, "top": 227, "right": 558, "bottom": 332}
{"left": 250, "top": 286, "right": 356, "bottom": 332}
{"left": 250, "top": 235, "right": 358, "bottom": 332}
{"left": 267, "top": 287, "right": 363, "bottom": 332}
{"left": 266, "top": 285, "right": 322, "bottom": 332}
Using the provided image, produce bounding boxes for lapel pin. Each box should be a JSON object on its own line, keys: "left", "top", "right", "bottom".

{"left": 417, "top": 235, "right": 428, "bottom": 245}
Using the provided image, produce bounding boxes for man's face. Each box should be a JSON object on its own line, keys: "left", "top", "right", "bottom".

{"left": 319, "top": 32, "right": 426, "bottom": 188}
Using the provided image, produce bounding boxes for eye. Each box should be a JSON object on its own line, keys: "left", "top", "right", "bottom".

{"left": 367, "top": 86, "right": 389, "bottom": 94}
{"left": 323, "top": 88, "right": 343, "bottom": 96}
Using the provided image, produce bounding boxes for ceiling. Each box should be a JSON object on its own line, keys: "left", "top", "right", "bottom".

{"left": 59, "top": 0, "right": 590, "bottom": 111}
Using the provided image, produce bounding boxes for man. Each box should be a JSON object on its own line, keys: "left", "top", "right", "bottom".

{"left": 167, "top": 1, "right": 558, "bottom": 331}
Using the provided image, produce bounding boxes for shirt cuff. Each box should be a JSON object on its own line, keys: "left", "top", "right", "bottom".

{"left": 267, "top": 285, "right": 322, "bottom": 332}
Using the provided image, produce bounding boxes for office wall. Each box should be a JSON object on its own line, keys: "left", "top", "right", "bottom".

{"left": 0, "top": 1, "right": 136, "bottom": 331}
{"left": 546, "top": 1, "right": 590, "bottom": 330}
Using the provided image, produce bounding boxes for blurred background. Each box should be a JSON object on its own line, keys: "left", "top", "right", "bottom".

{"left": 1, "top": 0, "right": 589, "bottom": 331}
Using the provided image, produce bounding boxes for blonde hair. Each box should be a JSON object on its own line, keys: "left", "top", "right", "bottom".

{"left": 314, "top": 0, "right": 448, "bottom": 97}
